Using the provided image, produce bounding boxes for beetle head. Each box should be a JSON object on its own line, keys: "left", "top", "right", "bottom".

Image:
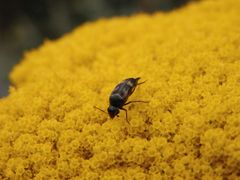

{"left": 107, "top": 105, "right": 119, "bottom": 119}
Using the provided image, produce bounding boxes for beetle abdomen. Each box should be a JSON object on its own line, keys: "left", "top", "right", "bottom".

{"left": 110, "top": 78, "right": 140, "bottom": 105}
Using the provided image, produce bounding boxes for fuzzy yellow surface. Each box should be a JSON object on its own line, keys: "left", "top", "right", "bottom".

{"left": 0, "top": 0, "right": 240, "bottom": 179}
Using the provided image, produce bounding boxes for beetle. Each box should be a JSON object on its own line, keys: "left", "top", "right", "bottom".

{"left": 94, "top": 77, "right": 148, "bottom": 123}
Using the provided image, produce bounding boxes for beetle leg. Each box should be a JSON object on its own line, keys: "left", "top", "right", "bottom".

{"left": 137, "top": 80, "right": 147, "bottom": 86}
{"left": 124, "top": 100, "right": 149, "bottom": 106}
{"left": 120, "top": 107, "right": 129, "bottom": 123}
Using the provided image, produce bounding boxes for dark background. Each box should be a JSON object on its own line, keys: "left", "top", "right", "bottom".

{"left": 0, "top": 0, "right": 195, "bottom": 97}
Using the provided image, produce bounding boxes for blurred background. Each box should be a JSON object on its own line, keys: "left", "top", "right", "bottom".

{"left": 0, "top": 0, "right": 196, "bottom": 97}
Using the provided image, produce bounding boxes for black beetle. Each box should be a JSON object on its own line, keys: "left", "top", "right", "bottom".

{"left": 94, "top": 77, "right": 148, "bottom": 123}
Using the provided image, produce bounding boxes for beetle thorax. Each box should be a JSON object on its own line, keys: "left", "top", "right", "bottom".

{"left": 109, "top": 94, "right": 124, "bottom": 107}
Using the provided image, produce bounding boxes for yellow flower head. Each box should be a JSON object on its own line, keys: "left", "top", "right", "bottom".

{"left": 0, "top": 0, "right": 240, "bottom": 178}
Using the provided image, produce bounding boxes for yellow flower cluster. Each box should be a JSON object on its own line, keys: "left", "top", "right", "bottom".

{"left": 1, "top": 0, "right": 240, "bottom": 179}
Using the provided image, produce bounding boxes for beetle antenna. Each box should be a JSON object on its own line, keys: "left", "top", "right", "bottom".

{"left": 93, "top": 106, "right": 108, "bottom": 114}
